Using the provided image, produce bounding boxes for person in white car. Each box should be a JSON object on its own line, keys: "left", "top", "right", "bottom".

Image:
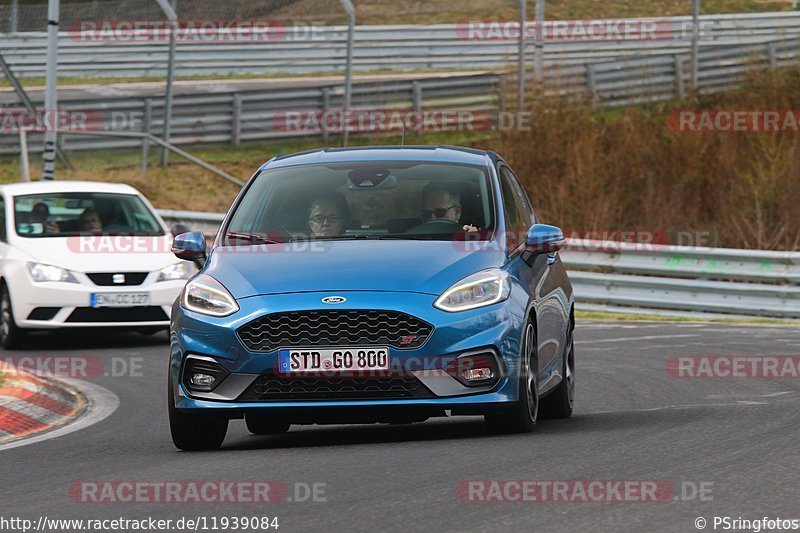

{"left": 0, "top": 181, "right": 195, "bottom": 349}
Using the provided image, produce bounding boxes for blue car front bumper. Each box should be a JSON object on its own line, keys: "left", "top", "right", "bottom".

{"left": 170, "top": 290, "right": 527, "bottom": 418}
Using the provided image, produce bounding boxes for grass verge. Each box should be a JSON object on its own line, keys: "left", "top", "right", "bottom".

{"left": 576, "top": 310, "right": 798, "bottom": 325}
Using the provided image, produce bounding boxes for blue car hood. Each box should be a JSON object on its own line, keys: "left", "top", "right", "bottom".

{"left": 205, "top": 239, "right": 506, "bottom": 298}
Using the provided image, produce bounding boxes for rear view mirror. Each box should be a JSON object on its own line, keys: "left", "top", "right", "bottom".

{"left": 525, "top": 224, "right": 566, "bottom": 253}
{"left": 171, "top": 231, "right": 207, "bottom": 268}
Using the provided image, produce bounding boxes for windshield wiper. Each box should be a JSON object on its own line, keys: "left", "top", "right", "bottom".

{"left": 225, "top": 232, "right": 283, "bottom": 245}
{"left": 376, "top": 235, "right": 439, "bottom": 240}
{"left": 289, "top": 234, "right": 371, "bottom": 242}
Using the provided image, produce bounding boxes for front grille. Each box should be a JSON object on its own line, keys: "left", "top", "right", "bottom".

{"left": 237, "top": 310, "right": 433, "bottom": 352}
{"left": 66, "top": 306, "right": 168, "bottom": 323}
{"left": 86, "top": 272, "right": 149, "bottom": 286}
{"left": 237, "top": 373, "right": 434, "bottom": 401}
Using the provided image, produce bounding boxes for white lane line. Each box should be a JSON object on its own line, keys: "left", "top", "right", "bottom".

{"left": 575, "top": 334, "right": 700, "bottom": 345}
{"left": 591, "top": 401, "right": 770, "bottom": 414}
{"left": 0, "top": 379, "right": 119, "bottom": 452}
{"left": 591, "top": 393, "right": 798, "bottom": 415}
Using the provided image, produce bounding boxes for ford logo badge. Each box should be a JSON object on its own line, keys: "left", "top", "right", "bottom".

{"left": 322, "top": 296, "right": 347, "bottom": 304}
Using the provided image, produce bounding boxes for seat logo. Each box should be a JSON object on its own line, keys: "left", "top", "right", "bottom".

{"left": 112, "top": 274, "right": 125, "bottom": 284}
{"left": 321, "top": 296, "right": 346, "bottom": 304}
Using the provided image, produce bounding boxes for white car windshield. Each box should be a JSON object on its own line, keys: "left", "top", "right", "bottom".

{"left": 13, "top": 192, "right": 165, "bottom": 238}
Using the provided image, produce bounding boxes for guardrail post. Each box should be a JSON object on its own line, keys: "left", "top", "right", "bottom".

{"left": 412, "top": 81, "right": 422, "bottom": 137}
{"left": 10, "top": 0, "right": 18, "bottom": 32}
{"left": 517, "top": 0, "right": 527, "bottom": 110}
{"left": 158, "top": 0, "right": 178, "bottom": 168}
{"left": 675, "top": 55, "right": 686, "bottom": 100}
{"left": 691, "top": 0, "right": 700, "bottom": 92}
{"left": 768, "top": 42, "right": 778, "bottom": 68}
{"left": 321, "top": 87, "right": 331, "bottom": 145}
{"left": 533, "top": 0, "right": 545, "bottom": 80}
{"left": 231, "top": 93, "right": 242, "bottom": 147}
{"left": 41, "top": 0, "right": 59, "bottom": 180}
{"left": 141, "top": 99, "right": 152, "bottom": 179}
{"left": 586, "top": 64, "right": 598, "bottom": 110}
{"left": 19, "top": 130, "right": 30, "bottom": 182}
{"left": 339, "top": 0, "right": 355, "bottom": 147}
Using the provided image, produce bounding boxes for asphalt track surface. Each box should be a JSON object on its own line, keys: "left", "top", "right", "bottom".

{"left": 2, "top": 321, "right": 799, "bottom": 532}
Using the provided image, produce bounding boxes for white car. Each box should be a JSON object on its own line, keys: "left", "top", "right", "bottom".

{"left": 0, "top": 180, "right": 195, "bottom": 348}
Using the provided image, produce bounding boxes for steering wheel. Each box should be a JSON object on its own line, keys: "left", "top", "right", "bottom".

{"left": 404, "top": 218, "right": 464, "bottom": 235}
{"left": 420, "top": 219, "right": 461, "bottom": 230}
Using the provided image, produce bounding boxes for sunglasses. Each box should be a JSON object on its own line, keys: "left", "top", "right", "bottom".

{"left": 421, "top": 204, "right": 460, "bottom": 220}
{"left": 308, "top": 214, "right": 343, "bottom": 224}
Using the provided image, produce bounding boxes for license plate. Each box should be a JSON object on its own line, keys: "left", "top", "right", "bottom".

{"left": 91, "top": 292, "right": 150, "bottom": 308}
{"left": 279, "top": 348, "right": 390, "bottom": 373}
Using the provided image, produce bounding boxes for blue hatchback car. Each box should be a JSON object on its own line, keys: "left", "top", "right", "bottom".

{"left": 168, "top": 146, "right": 575, "bottom": 450}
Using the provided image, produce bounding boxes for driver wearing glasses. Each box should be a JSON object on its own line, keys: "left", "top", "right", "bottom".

{"left": 421, "top": 183, "right": 462, "bottom": 224}
{"left": 307, "top": 192, "right": 350, "bottom": 237}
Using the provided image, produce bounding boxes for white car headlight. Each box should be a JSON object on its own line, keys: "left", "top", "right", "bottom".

{"left": 26, "top": 262, "right": 79, "bottom": 283}
{"left": 181, "top": 274, "right": 239, "bottom": 317}
{"left": 434, "top": 269, "right": 511, "bottom": 312}
{"left": 157, "top": 262, "right": 194, "bottom": 282}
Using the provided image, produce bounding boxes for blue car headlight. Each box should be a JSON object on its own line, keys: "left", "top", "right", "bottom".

{"left": 434, "top": 269, "right": 511, "bottom": 312}
{"left": 181, "top": 274, "right": 239, "bottom": 317}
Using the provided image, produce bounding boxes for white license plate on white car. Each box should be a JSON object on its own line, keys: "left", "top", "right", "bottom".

{"left": 279, "top": 348, "right": 390, "bottom": 373}
{"left": 90, "top": 292, "right": 150, "bottom": 308}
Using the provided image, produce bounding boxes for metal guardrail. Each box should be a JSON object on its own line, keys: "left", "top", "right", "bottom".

{"left": 0, "top": 74, "right": 499, "bottom": 154}
{"left": 562, "top": 240, "right": 800, "bottom": 318}
{"left": 155, "top": 210, "right": 800, "bottom": 319}
{"left": 3, "top": 34, "right": 799, "bottom": 156}
{"left": 2, "top": 12, "right": 800, "bottom": 77}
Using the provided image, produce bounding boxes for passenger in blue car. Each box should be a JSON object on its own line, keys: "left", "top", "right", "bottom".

{"left": 307, "top": 192, "right": 349, "bottom": 237}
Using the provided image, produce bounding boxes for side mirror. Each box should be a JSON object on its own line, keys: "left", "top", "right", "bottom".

{"left": 171, "top": 231, "right": 207, "bottom": 268}
{"left": 171, "top": 223, "right": 191, "bottom": 235}
{"left": 525, "top": 224, "right": 566, "bottom": 254}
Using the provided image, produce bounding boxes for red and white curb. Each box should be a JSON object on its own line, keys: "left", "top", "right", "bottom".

{"left": 0, "top": 362, "right": 86, "bottom": 445}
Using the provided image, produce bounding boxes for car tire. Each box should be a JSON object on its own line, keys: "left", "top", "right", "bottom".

{"left": 539, "top": 323, "right": 575, "bottom": 420}
{"left": 484, "top": 321, "right": 538, "bottom": 434}
{"left": 0, "top": 283, "right": 26, "bottom": 350}
{"left": 167, "top": 374, "right": 228, "bottom": 451}
{"left": 245, "top": 414, "right": 291, "bottom": 435}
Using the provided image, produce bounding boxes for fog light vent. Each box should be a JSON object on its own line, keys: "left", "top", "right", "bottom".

{"left": 462, "top": 367, "right": 495, "bottom": 382}
{"left": 191, "top": 373, "right": 216, "bottom": 387}
{"left": 182, "top": 357, "right": 229, "bottom": 393}
{"left": 445, "top": 352, "right": 501, "bottom": 387}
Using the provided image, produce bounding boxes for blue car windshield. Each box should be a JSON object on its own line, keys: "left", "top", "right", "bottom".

{"left": 223, "top": 161, "right": 496, "bottom": 243}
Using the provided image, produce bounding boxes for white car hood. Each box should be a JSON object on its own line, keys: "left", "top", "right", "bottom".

{"left": 12, "top": 235, "right": 177, "bottom": 273}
